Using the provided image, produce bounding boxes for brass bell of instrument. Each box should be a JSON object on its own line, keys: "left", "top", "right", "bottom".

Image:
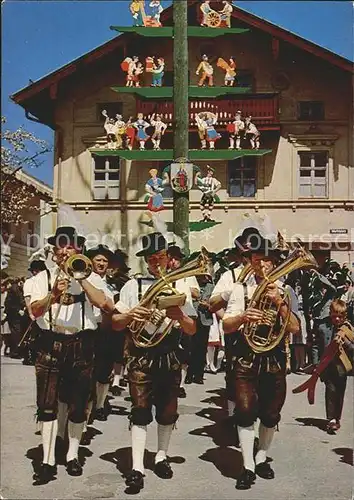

{"left": 64, "top": 254, "right": 93, "bottom": 281}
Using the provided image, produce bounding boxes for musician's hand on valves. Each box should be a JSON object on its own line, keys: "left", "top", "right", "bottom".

{"left": 265, "top": 283, "right": 283, "bottom": 306}
{"left": 130, "top": 305, "right": 150, "bottom": 322}
{"left": 242, "top": 304, "right": 263, "bottom": 323}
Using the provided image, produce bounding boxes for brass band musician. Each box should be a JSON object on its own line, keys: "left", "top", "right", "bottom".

{"left": 112, "top": 232, "right": 197, "bottom": 494}
{"left": 30, "top": 226, "right": 112, "bottom": 482}
{"left": 223, "top": 227, "right": 300, "bottom": 490}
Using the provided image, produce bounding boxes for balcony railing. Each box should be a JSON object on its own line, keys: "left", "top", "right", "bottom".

{"left": 136, "top": 96, "right": 279, "bottom": 129}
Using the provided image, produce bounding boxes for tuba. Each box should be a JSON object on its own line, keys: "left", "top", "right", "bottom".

{"left": 129, "top": 247, "right": 212, "bottom": 349}
{"left": 243, "top": 244, "right": 318, "bottom": 353}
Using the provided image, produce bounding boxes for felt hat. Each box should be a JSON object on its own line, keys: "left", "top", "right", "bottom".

{"left": 47, "top": 226, "right": 85, "bottom": 247}
{"left": 136, "top": 232, "right": 168, "bottom": 257}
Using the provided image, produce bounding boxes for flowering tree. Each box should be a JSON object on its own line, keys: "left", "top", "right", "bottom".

{"left": 1, "top": 116, "right": 52, "bottom": 224}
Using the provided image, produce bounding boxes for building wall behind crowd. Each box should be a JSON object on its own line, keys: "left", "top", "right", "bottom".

{"left": 3, "top": 173, "right": 53, "bottom": 277}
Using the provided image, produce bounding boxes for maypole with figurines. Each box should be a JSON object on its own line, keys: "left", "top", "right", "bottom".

{"left": 173, "top": 0, "right": 190, "bottom": 253}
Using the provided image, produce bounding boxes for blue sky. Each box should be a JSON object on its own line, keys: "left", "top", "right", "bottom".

{"left": 2, "top": 1, "right": 353, "bottom": 187}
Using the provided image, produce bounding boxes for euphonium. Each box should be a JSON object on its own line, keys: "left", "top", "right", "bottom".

{"left": 129, "top": 247, "right": 212, "bottom": 349}
{"left": 244, "top": 244, "right": 318, "bottom": 353}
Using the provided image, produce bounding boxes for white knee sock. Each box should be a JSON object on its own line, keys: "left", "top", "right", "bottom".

{"left": 67, "top": 421, "right": 84, "bottom": 462}
{"left": 83, "top": 400, "right": 94, "bottom": 433}
{"left": 216, "top": 348, "right": 224, "bottom": 371}
{"left": 96, "top": 382, "right": 109, "bottom": 409}
{"left": 113, "top": 374, "right": 120, "bottom": 387}
{"left": 254, "top": 418, "right": 260, "bottom": 439}
{"left": 155, "top": 424, "right": 173, "bottom": 463}
{"left": 207, "top": 346, "right": 216, "bottom": 370}
{"left": 255, "top": 424, "right": 275, "bottom": 465}
{"left": 180, "top": 366, "right": 187, "bottom": 388}
{"left": 131, "top": 424, "right": 147, "bottom": 473}
{"left": 42, "top": 420, "right": 58, "bottom": 466}
{"left": 227, "top": 400, "right": 236, "bottom": 417}
{"left": 36, "top": 421, "right": 43, "bottom": 435}
{"left": 237, "top": 424, "right": 255, "bottom": 472}
{"left": 57, "top": 401, "right": 68, "bottom": 440}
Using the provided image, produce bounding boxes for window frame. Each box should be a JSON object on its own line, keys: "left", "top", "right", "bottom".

{"left": 298, "top": 101, "right": 325, "bottom": 121}
{"left": 92, "top": 155, "right": 121, "bottom": 201}
{"left": 298, "top": 150, "right": 329, "bottom": 199}
{"left": 227, "top": 156, "right": 257, "bottom": 198}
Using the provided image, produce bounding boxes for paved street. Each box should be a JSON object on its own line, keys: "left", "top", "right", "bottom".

{"left": 1, "top": 356, "right": 352, "bottom": 500}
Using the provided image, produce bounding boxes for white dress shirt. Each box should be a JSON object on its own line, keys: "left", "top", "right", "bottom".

{"left": 223, "top": 275, "right": 298, "bottom": 325}
{"left": 30, "top": 267, "right": 107, "bottom": 334}
{"left": 115, "top": 275, "right": 197, "bottom": 336}
{"left": 211, "top": 266, "right": 242, "bottom": 303}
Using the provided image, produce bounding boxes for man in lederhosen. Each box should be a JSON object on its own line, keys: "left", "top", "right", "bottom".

{"left": 30, "top": 226, "right": 112, "bottom": 482}
{"left": 108, "top": 249, "right": 131, "bottom": 395}
{"left": 112, "top": 232, "right": 197, "bottom": 493}
{"left": 85, "top": 244, "right": 116, "bottom": 422}
{"left": 223, "top": 228, "right": 300, "bottom": 490}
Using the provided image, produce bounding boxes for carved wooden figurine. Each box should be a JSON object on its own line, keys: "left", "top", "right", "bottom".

{"left": 121, "top": 56, "right": 144, "bottom": 87}
{"left": 217, "top": 56, "right": 236, "bottom": 86}
{"left": 226, "top": 110, "right": 245, "bottom": 150}
{"left": 129, "top": 0, "right": 145, "bottom": 26}
{"left": 149, "top": 1, "right": 164, "bottom": 25}
{"left": 196, "top": 111, "right": 221, "bottom": 150}
{"left": 196, "top": 54, "right": 214, "bottom": 87}
{"left": 245, "top": 115, "right": 261, "bottom": 149}
{"left": 219, "top": 0, "right": 233, "bottom": 28}
{"left": 199, "top": 0, "right": 233, "bottom": 28}
{"left": 196, "top": 165, "right": 221, "bottom": 222}
{"left": 145, "top": 168, "right": 165, "bottom": 212}
{"left": 150, "top": 113, "right": 167, "bottom": 150}
{"left": 151, "top": 57, "right": 165, "bottom": 87}
{"left": 133, "top": 113, "right": 151, "bottom": 150}
{"left": 102, "top": 110, "right": 118, "bottom": 149}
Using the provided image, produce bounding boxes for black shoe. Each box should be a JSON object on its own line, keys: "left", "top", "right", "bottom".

{"left": 94, "top": 408, "right": 107, "bottom": 421}
{"left": 184, "top": 376, "right": 193, "bottom": 385}
{"left": 66, "top": 458, "right": 83, "bottom": 476}
{"left": 178, "top": 387, "right": 187, "bottom": 398}
{"left": 33, "top": 463, "right": 57, "bottom": 483}
{"left": 154, "top": 459, "right": 173, "bottom": 479}
{"left": 120, "top": 378, "right": 128, "bottom": 388}
{"left": 110, "top": 385, "right": 122, "bottom": 396}
{"left": 236, "top": 468, "right": 256, "bottom": 490}
{"left": 10, "top": 352, "right": 22, "bottom": 359}
{"left": 80, "top": 431, "right": 91, "bottom": 446}
{"left": 125, "top": 469, "right": 144, "bottom": 493}
{"left": 193, "top": 377, "right": 204, "bottom": 385}
{"left": 255, "top": 461, "right": 274, "bottom": 479}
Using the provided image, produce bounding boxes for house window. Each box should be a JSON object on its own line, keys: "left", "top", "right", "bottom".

{"left": 93, "top": 156, "right": 120, "bottom": 200}
{"left": 228, "top": 157, "right": 257, "bottom": 197}
{"left": 298, "top": 101, "right": 325, "bottom": 121}
{"left": 298, "top": 151, "right": 328, "bottom": 198}
{"left": 97, "top": 103, "right": 123, "bottom": 122}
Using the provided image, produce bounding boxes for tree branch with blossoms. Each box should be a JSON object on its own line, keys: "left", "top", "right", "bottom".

{"left": 1, "top": 116, "right": 52, "bottom": 224}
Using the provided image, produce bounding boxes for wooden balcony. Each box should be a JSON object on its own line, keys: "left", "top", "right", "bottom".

{"left": 136, "top": 94, "right": 279, "bottom": 130}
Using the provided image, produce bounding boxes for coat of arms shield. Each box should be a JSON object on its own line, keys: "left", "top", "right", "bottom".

{"left": 170, "top": 160, "right": 194, "bottom": 193}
